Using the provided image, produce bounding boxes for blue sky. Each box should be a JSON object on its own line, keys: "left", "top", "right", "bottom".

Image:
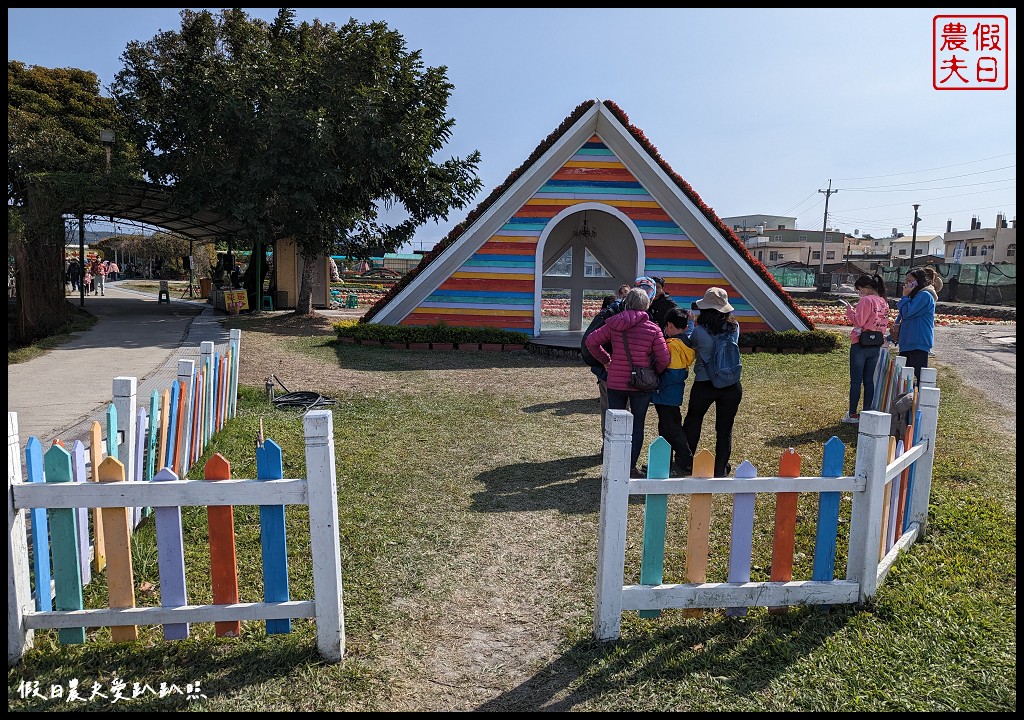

{"left": 8, "top": 8, "right": 1017, "bottom": 251}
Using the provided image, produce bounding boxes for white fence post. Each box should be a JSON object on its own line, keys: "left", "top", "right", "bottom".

{"left": 846, "top": 410, "right": 892, "bottom": 601}
{"left": 8, "top": 412, "right": 34, "bottom": 663}
{"left": 593, "top": 409, "right": 633, "bottom": 641}
{"left": 908, "top": 384, "right": 941, "bottom": 534}
{"left": 112, "top": 377, "right": 137, "bottom": 493}
{"left": 303, "top": 410, "right": 344, "bottom": 662}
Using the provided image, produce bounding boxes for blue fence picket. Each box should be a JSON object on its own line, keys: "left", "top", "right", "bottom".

{"left": 812, "top": 437, "right": 846, "bottom": 587}
{"left": 105, "top": 404, "right": 118, "bottom": 461}
{"left": 257, "top": 439, "right": 291, "bottom": 634}
{"left": 146, "top": 390, "right": 159, "bottom": 482}
{"left": 25, "top": 437, "right": 52, "bottom": 612}
{"left": 902, "top": 408, "right": 923, "bottom": 533}
{"left": 165, "top": 381, "right": 180, "bottom": 470}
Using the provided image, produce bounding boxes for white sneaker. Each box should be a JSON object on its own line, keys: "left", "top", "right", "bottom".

{"left": 841, "top": 412, "right": 860, "bottom": 424}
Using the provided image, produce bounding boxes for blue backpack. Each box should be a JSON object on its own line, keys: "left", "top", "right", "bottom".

{"left": 694, "top": 324, "right": 742, "bottom": 388}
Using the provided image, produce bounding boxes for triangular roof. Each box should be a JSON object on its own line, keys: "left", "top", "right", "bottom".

{"left": 364, "top": 99, "right": 813, "bottom": 331}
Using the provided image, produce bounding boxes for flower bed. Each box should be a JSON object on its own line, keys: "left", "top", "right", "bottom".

{"left": 795, "top": 302, "right": 1013, "bottom": 328}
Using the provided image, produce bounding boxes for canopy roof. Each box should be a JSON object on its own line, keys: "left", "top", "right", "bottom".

{"left": 78, "top": 180, "right": 246, "bottom": 243}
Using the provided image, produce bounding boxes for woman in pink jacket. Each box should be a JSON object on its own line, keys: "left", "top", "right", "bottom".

{"left": 585, "top": 286, "right": 670, "bottom": 477}
{"left": 840, "top": 274, "right": 891, "bottom": 424}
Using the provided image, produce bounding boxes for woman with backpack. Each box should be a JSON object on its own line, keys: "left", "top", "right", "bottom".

{"left": 585, "top": 286, "right": 670, "bottom": 478}
{"left": 680, "top": 287, "right": 743, "bottom": 478}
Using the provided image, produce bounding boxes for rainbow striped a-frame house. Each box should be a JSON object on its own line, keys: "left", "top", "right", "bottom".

{"left": 364, "top": 99, "right": 813, "bottom": 337}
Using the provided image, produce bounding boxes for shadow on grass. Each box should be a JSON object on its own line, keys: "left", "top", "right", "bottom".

{"left": 763, "top": 425, "right": 858, "bottom": 448}
{"left": 521, "top": 398, "right": 598, "bottom": 417}
{"left": 471, "top": 453, "right": 604, "bottom": 514}
{"left": 474, "top": 606, "right": 855, "bottom": 711}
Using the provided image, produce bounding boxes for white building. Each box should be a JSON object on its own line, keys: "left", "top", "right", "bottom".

{"left": 943, "top": 213, "right": 1016, "bottom": 265}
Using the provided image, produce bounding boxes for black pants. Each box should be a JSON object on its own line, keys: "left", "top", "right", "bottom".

{"left": 682, "top": 380, "right": 742, "bottom": 477}
{"left": 899, "top": 349, "right": 929, "bottom": 382}
{"left": 654, "top": 403, "right": 692, "bottom": 472}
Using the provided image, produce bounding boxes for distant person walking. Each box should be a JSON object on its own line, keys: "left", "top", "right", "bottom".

{"left": 67, "top": 258, "right": 81, "bottom": 293}
{"left": 895, "top": 267, "right": 935, "bottom": 382}
{"left": 90, "top": 258, "right": 106, "bottom": 296}
{"left": 585, "top": 286, "right": 670, "bottom": 478}
{"left": 681, "top": 287, "right": 743, "bottom": 478}
{"left": 839, "top": 274, "right": 890, "bottom": 424}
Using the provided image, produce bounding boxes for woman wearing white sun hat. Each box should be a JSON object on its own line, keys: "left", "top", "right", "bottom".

{"left": 680, "top": 287, "right": 742, "bottom": 478}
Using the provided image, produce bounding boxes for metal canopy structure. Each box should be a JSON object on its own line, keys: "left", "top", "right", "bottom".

{"left": 77, "top": 180, "right": 247, "bottom": 243}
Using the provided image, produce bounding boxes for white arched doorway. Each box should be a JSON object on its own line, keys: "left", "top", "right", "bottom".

{"left": 533, "top": 203, "right": 645, "bottom": 335}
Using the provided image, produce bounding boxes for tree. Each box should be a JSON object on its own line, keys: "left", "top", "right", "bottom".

{"left": 94, "top": 232, "right": 216, "bottom": 279}
{"left": 111, "top": 8, "right": 482, "bottom": 314}
{"left": 7, "top": 61, "right": 135, "bottom": 342}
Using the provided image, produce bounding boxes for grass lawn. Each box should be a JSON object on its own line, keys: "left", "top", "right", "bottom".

{"left": 7, "top": 305, "right": 97, "bottom": 364}
{"left": 7, "top": 317, "right": 1015, "bottom": 711}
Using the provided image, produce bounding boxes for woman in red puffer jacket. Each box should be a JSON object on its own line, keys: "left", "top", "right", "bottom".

{"left": 585, "top": 287, "right": 670, "bottom": 477}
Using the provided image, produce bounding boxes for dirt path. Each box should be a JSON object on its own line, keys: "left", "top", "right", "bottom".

{"left": 380, "top": 507, "right": 592, "bottom": 711}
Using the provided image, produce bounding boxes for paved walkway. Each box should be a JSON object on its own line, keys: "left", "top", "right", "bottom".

{"left": 8, "top": 281, "right": 228, "bottom": 452}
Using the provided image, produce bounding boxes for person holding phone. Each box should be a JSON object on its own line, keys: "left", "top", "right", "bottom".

{"left": 894, "top": 268, "right": 935, "bottom": 381}
{"left": 840, "top": 274, "right": 890, "bottom": 424}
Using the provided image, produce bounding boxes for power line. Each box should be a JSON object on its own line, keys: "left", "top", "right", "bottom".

{"left": 841, "top": 177, "right": 1015, "bottom": 193}
{"left": 835, "top": 152, "right": 1015, "bottom": 181}
{"left": 841, "top": 167, "right": 1014, "bottom": 191}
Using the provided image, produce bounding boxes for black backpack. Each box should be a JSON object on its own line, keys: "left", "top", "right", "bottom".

{"left": 580, "top": 300, "right": 622, "bottom": 368}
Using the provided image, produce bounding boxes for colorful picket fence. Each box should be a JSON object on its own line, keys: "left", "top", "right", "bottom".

{"left": 7, "top": 410, "right": 344, "bottom": 663}
{"left": 870, "top": 346, "right": 918, "bottom": 413}
{"left": 14, "top": 330, "right": 243, "bottom": 617}
{"left": 594, "top": 368, "right": 941, "bottom": 640}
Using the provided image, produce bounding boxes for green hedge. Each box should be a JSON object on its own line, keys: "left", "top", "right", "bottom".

{"left": 333, "top": 320, "right": 842, "bottom": 352}
{"left": 739, "top": 329, "right": 843, "bottom": 351}
{"left": 332, "top": 320, "right": 529, "bottom": 345}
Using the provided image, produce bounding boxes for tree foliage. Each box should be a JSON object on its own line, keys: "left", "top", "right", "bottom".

{"left": 93, "top": 232, "right": 217, "bottom": 278}
{"left": 7, "top": 61, "right": 135, "bottom": 342}
{"left": 110, "top": 8, "right": 483, "bottom": 314}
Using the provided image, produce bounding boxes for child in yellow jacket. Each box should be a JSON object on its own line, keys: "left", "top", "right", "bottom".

{"left": 651, "top": 307, "right": 696, "bottom": 474}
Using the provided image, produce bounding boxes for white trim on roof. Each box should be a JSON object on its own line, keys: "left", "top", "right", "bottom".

{"left": 369, "top": 100, "right": 810, "bottom": 332}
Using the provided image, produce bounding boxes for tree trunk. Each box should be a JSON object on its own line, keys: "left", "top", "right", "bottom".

{"left": 13, "top": 196, "right": 72, "bottom": 344}
{"left": 295, "top": 252, "right": 318, "bottom": 315}
{"left": 241, "top": 237, "right": 263, "bottom": 311}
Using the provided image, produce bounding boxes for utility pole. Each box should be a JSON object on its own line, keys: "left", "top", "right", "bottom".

{"left": 818, "top": 179, "right": 837, "bottom": 289}
{"left": 908, "top": 203, "right": 921, "bottom": 269}
{"left": 78, "top": 212, "right": 86, "bottom": 307}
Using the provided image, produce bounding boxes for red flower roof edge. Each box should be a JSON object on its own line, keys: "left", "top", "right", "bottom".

{"left": 601, "top": 100, "right": 813, "bottom": 329}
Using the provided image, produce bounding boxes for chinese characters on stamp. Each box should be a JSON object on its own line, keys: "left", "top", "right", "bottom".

{"left": 16, "top": 678, "right": 207, "bottom": 704}
{"left": 933, "top": 15, "right": 1009, "bottom": 90}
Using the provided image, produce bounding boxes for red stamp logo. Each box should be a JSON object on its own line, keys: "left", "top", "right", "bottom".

{"left": 933, "top": 15, "right": 1009, "bottom": 90}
